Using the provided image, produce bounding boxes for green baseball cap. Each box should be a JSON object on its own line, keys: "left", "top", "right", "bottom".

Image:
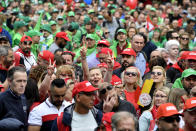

{"left": 84, "top": 16, "right": 91, "bottom": 25}
{"left": 13, "top": 21, "right": 27, "bottom": 30}
{"left": 41, "top": 24, "right": 52, "bottom": 33}
{"left": 88, "top": 9, "right": 95, "bottom": 14}
{"left": 57, "top": 15, "right": 63, "bottom": 20}
{"left": 52, "top": 8, "right": 58, "bottom": 13}
{"left": 68, "top": 11, "right": 75, "bottom": 17}
{"left": 20, "top": 16, "right": 31, "bottom": 23}
{"left": 181, "top": 69, "right": 196, "bottom": 79}
{"left": 98, "top": 15, "right": 104, "bottom": 19}
{"left": 25, "top": 30, "right": 43, "bottom": 37}
{"left": 70, "top": 22, "right": 79, "bottom": 30}
{"left": 117, "top": 29, "right": 127, "bottom": 34}
{"left": 49, "top": 21, "right": 57, "bottom": 26}
{"left": 80, "top": 3, "right": 85, "bottom": 7}
{"left": 150, "top": 7, "right": 156, "bottom": 11}
{"left": 86, "top": 34, "right": 95, "bottom": 40}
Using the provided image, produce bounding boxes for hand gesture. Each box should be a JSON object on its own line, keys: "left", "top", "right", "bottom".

{"left": 80, "top": 41, "right": 87, "bottom": 59}
{"left": 47, "top": 59, "right": 55, "bottom": 76}
{"left": 103, "top": 94, "right": 116, "bottom": 113}
{"left": 106, "top": 51, "right": 114, "bottom": 70}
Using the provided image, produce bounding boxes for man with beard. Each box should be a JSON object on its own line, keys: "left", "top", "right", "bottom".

{"left": 172, "top": 69, "right": 196, "bottom": 95}
{"left": 0, "top": 46, "right": 14, "bottom": 83}
{"left": 15, "top": 36, "right": 37, "bottom": 72}
{"left": 49, "top": 32, "right": 70, "bottom": 54}
{"left": 183, "top": 97, "right": 196, "bottom": 131}
{"left": 28, "top": 79, "right": 69, "bottom": 131}
{"left": 113, "top": 48, "right": 136, "bottom": 78}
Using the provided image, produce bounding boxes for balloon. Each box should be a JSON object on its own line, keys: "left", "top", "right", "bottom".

{"left": 66, "top": 0, "right": 72, "bottom": 4}
{"left": 84, "top": 0, "right": 92, "bottom": 5}
{"left": 126, "top": 0, "right": 138, "bottom": 10}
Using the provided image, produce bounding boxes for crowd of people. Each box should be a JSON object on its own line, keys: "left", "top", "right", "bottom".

{"left": 0, "top": 0, "right": 196, "bottom": 131}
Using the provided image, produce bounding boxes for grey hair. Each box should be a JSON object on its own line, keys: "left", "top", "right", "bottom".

{"left": 157, "top": 48, "right": 169, "bottom": 54}
{"left": 0, "top": 46, "right": 11, "bottom": 56}
{"left": 165, "top": 40, "right": 180, "bottom": 51}
{"left": 111, "top": 111, "right": 138, "bottom": 131}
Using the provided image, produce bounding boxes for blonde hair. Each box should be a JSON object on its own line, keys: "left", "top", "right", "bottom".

{"left": 149, "top": 86, "right": 170, "bottom": 111}
{"left": 122, "top": 66, "right": 143, "bottom": 87}
{"left": 152, "top": 66, "right": 166, "bottom": 84}
{"left": 56, "top": 65, "right": 75, "bottom": 78}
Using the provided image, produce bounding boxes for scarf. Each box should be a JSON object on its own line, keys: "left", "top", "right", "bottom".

{"left": 172, "top": 63, "right": 183, "bottom": 72}
{"left": 16, "top": 48, "right": 31, "bottom": 57}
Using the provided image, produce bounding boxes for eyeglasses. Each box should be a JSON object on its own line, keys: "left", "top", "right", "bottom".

{"left": 125, "top": 72, "right": 137, "bottom": 77}
{"left": 23, "top": 41, "right": 32, "bottom": 45}
{"left": 99, "top": 85, "right": 113, "bottom": 95}
{"left": 181, "top": 37, "right": 189, "bottom": 40}
{"left": 160, "top": 116, "right": 180, "bottom": 123}
{"left": 151, "top": 72, "right": 162, "bottom": 76}
{"left": 154, "top": 94, "right": 167, "bottom": 98}
{"left": 104, "top": 32, "right": 110, "bottom": 34}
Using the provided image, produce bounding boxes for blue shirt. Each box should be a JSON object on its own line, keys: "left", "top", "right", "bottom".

{"left": 135, "top": 52, "right": 146, "bottom": 77}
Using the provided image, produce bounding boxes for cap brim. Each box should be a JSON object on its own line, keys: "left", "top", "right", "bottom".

{"left": 63, "top": 36, "right": 70, "bottom": 41}
{"left": 184, "top": 74, "right": 196, "bottom": 78}
{"left": 186, "top": 106, "right": 196, "bottom": 112}
{"left": 187, "top": 56, "right": 196, "bottom": 60}
{"left": 98, "top": 43, "right": 109, "bottom": 47}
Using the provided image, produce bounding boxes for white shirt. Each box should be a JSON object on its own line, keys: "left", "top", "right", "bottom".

{"left": 71, "top": 110, "right": 98, "bottom": 131}
{"left": 28, "top": 98, "right": 71, "bottom": 126}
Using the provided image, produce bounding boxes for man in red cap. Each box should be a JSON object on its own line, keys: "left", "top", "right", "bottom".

{"left": 156, "top": 103, "right": 181, "bottom": 131}
{"left": 186, "top": 51, "right": 196, "bottom": 70}
{"left": 183, "top": 97, "right": 196, "bottom": 131}
{"left": 15, "top": 35, "right": 37, "bottom": 71}
{"left": 49, "top": 32, "right": 70, "bottom": 54}
{"left": 37, "top": 50, "right": 54, "bottom": 67}
{"left": 113, "top": 48, "right": 136, "bottom": 78}
{"left": 51, "top": 81, "right": 103, "bottom": 131}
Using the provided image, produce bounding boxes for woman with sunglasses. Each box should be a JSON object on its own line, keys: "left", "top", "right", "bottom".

{"left": 139, "top": 86, "right": 170, "bottom": 131}
{"left": 150, "top": 66, "right": 167, "bottom": 89}
{"left": 122, "top": 66, "right": 142, "bottom": 116}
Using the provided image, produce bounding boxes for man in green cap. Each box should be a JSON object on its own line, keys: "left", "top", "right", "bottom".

{"left": 67, "top": 11, "right": 75, "bottom": 23}
{"left": 172, "top": 68, "right": 196, "bottom": 95}
{"left": 74, "top": 34, "right": 98, "bottom": 68}
{"left": 39, "top": 24, "right": 54, "bottom": 51}
{"left": 50, "top": 20, "right": 59, "bottom": 37}
{"left": 25, "top": 30, "right": 43, "bottom": 58}
{"left": 110, "top": 29, "right": 131, "bottom": 58}
{"left": 56, "top": 16, "right": 64, "bottom": 31}
{"left": 13, "top": 21, "right": 27, "bottom": 47}
{"left": 51, "top": 8, "right": 59, "bottom": 21}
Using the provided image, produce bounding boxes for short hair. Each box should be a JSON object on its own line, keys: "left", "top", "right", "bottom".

{"left": 132, "top": 33, "right": 147, "bottom": 44}
{"left": 7, "top": 66, "right": 26, "bottom": 81}
{"left": 51, "top": 79, "right": 65, "bottom": 89}
{"left": 111, "top": 111, "right": 138, "bottom": 131}
{"left": 148, "top": 56, "right": 167, "bottom": 71}
{"left": 165, "top": 40, "right": 180, "bottom": 51}
{"left": 56, "top": 65, "right": 74, "bottom": 78}
{"left": 0, "top": 46, "right": 12, "bottom": 56}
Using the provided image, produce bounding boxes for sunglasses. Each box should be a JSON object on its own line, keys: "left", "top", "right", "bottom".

{"left": 125, "top": 72, "right": 137, "bottom": 77}
{"left": 151, "top": 72, "right": 162, "bottom": 76}
{"left": 23, "top": 41, "right": 32, "bottom": 45}
{"left": 104, "top": 32, "right": 110, "bottom": 34}
{"left": 181, "top": 37, "right": 189, "bottom": 40}
{"left": 161, "top": 116, "right": 180, "bottom": 123}
{"left": 99, "top": 85, "right": 113, "bottom": 95}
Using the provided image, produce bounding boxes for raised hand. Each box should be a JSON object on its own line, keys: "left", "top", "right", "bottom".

{"left": 103, "top": 94, "right": 116, "bottom": 113}
{"left": 47, "top": 59, "right": 56, "bottom": 76}
{"left": 106, "top": 51, "right": 114, "bottom": 70}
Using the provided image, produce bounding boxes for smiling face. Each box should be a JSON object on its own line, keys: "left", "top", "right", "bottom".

{"left": 124, "top": 67, "right": 139, "bottom": 85}
{"left": 154, "top": 90, "right": 168, "bottom": 107}
{"left": 89, "top": 68, "right": 103, "bottom": 88}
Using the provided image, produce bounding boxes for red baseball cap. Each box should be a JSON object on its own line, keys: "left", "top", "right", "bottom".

{"left": 72, "top": 81, "right": 98, "bottom": 97}
{"left": 183, "top": 97, "right": 196, "bottom": 111}
{"left": 97, "top": 40, "right": 110, "bottom": 47}
{"left": 96, "top": 48, "right": 113, "bottom": 58}
{"left": 97, "top": 63, "right": 108, "bottom": 68}
{"left": 111, "top": 75, "right": 122, "bottom": 86}
{"left": 186, "top": 51, "right": 196, "bottom": 60}
{"left": 63, "top": 51, "right": 76, "bottom": 58}
{"left": 38, "top": 50, "right": 54, "bottom": 64}
{"left": 157, "top": 103, "right": 181, "bottom": 119}
{"left": 56, "top": 32, "right": 70, "bottom": 41}
{"left": 120, "top": 48, "right": 136, "bottom": 58}
{"left": 20, "top": 35, "right": 32, "bottom": 42}
{"left": 178, "top": 51, "right": 189, "bottom": 60}
{"left": 102, "top": 112, "right": 115, "bottom": 131}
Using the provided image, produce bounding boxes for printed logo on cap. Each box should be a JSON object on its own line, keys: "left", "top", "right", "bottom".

{"left": 85, "top": 82, "right": 91, "bottom": 86}
{"left": 114, "top": 81, "right": 121, "bottom": 85}
{"left": 189, "top": 52, "right": 196, "bottom": 56}
{"left": 124, "top": 48, "right": 131, "bottom": 52}
{"left": 191, "top": 100, "right": 196, "bottom": 104}
{"left": 166, "top": 106, "right": 176, "bottom": 111}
